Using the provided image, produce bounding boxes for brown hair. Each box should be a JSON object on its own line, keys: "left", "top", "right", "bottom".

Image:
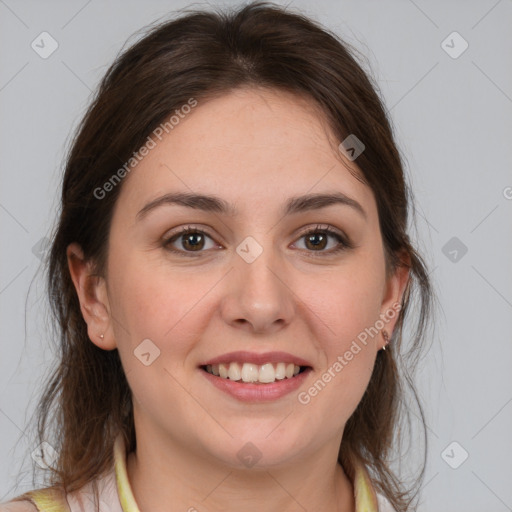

{"left": 11, "top": 2, "right": 434, "bottom": 511}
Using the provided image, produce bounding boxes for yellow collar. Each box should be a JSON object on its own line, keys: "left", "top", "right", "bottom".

{"left": 113, "top": 433, "right": 380, "bottom": 512}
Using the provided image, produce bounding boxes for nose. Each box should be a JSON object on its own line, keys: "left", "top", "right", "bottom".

{"left": 219, "top": 241, "right": 296, "bottom": 335}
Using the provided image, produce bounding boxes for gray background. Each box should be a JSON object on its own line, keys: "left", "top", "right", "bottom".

{"left": 1, "top": 0, "right": 511, "bottom": 510}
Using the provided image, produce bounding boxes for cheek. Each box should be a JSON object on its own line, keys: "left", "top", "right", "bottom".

{"left": 309, "top": 257, "right": 386, "bottom": 352}
{"left": 300, "top": 257, "right": 384, "bottom": 412}
{"left": 107, "top": 258, "right": 211, "bottom": 417}
{"left": 107, "top": 253, "right": 212, "bottom": 357}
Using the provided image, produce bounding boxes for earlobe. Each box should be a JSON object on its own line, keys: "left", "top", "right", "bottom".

{"left": 379, "top": 251, "right": 411, "bottom": 350}
{"left": 66, "top": 242, "right": 116, "bottom": 350}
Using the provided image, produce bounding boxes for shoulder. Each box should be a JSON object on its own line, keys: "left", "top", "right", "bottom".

{"left": 0, "top": 487, "right": 69, "bottom": 512}
{"left": 0, "top": 501, "right": 38, "bottom": 512}
{"left": 376, "top": 492, "right": 398, "bottom": 512}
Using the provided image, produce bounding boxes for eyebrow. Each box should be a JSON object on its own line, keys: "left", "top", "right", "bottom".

{"left": 136, "top": 191, "right": 367, "bottom": 220}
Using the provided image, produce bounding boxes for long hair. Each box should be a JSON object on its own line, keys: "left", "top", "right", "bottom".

{"left": 11, "top": 3, "right": 434, "bottom": 511}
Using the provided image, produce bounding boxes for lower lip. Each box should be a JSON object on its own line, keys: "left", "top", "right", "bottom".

{"left": 201, "top": 368, "right": 312, "bottom": 402}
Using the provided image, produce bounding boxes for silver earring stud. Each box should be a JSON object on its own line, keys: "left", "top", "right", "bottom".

{"left": 99, "top": 334, "right": 104, "bottom": 339}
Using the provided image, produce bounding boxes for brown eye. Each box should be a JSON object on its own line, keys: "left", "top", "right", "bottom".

{"left": 163, "top": 227, "right": 218, "bottom": 255}
{"left": 294, "top": 225, "right": 353, "bottom": 256}
{"left": 304, "top": 231, "right": 329, "bottom": 250}
{"left": 180, "top": 231, "right": 205, "bottom": 251}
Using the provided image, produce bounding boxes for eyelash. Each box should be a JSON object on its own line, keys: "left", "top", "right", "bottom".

{"left": 162, "top": 224, "right": 354, "bottom": 258}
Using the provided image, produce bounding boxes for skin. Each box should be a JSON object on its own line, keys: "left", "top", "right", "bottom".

{"left": 67, "top": 86, "right": 409, "bottom": 511}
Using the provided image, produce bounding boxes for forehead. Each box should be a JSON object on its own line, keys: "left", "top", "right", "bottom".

{"left": 116, "top": 87, "right": 376, "bottom": 220}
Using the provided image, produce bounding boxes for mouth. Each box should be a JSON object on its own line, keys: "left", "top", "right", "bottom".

{"left": 198, "top": 351, "right": 313, "bottom": 403}
{"left": 200, "top": 362, "right": 310, "bottom": 384}
{"left": 198, "top": 351, "right": 313, "bottom": 401}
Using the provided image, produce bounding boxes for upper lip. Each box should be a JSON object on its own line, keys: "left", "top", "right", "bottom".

{"left": 201, "top": 351, "right": 312, "bottom": 367}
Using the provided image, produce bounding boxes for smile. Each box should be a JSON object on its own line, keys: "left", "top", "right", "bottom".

{"left": 202, "top": 362, "right": 307, "bottom": 384}
{"left": 199, "top": 351, "right": 313, "bottom": 402}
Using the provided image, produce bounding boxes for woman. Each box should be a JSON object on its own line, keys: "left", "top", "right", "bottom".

{"left": 1, "top": 2, "right": 433, "bottom": 511}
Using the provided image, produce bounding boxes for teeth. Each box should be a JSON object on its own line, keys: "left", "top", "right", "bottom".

{"left": 275, "top": 362, "right": 286, "bottom": 380}
{"left": 227, "top": 362, "right": 241, "bottom": 381}
{"left": 241, "top": 363, "right": 259, "bottom": 383}
{"left": 219, "top": 363, "right": 229, "bottom": 378}
{"left": 259, "top": 363, "right": 275, "bottom": 383}
{"left": 205, "top": 362, "right": 303, "bottom": 383}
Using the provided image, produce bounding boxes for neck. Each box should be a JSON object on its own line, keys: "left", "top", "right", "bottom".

{"left": 126, "top": 427, "right": 355, "bottom": 512}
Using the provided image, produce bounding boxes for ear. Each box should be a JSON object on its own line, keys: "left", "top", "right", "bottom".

{"left": 66, "top": 242, "right": 116, "bottom": 350}
{"left": 378, "top": 250, "right": 411, "bottom": 349}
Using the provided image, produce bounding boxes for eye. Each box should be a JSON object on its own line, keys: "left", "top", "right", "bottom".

{"left": 163, "top": 226, "right": 219, "bottom": 255}
{"left": 293, "top": 224, "right": 353, "bottom": 256}
{"left": 162, "top": 224, "right": 353, "bottom": 257}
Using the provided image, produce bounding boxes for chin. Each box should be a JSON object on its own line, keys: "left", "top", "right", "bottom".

{"left": 198, "top": 427, "right": 313, "bottom": 470}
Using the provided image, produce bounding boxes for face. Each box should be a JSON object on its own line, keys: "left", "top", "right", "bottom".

{"left": 69, "top": 87, "right": 408, "bottom": 469}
